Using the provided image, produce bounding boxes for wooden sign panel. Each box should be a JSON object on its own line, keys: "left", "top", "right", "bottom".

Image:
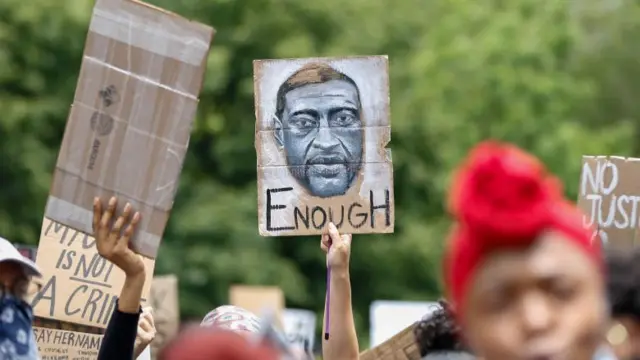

{"left": 254, "top": 56, "right": 394, "bottom": 236}
{"left": 578, "top": 156, "right": 640, "bottom": 249}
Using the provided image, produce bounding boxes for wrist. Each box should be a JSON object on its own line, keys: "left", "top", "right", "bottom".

{"left": 329, "top": 267, "right": 350, "bottom": 280}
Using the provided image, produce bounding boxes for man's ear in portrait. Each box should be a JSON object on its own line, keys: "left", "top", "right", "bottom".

{"left": 272, "top": 114, "right": 284, "bottom": 148}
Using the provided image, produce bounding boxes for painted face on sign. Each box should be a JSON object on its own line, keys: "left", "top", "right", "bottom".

{"left": 461, "top": 231, "right": 607, "bottom": 360}
{"left": 274, "top": 65, "right": 364, "bottom": 199}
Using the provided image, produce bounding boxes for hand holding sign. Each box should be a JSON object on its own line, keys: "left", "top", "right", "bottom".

{"left": 93, "top": 196, "right": 145, "bottom": 277}
{"left": 321, "top": 223, "right": 352, "bottom": 271}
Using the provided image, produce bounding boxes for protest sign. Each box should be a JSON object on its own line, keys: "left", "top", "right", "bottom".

{"left": 229, "top": 285, "right": 285, "bottom": 327}
{"left": 33, "top": 327, "right": 102, "bottom": 360}
{"left": 360, "top": 323, "right": 421, "bottom": 360}
{"left": 254, "top": 56, "right": 394, "bottom": 236}
{"left": 149, "top": 275, "right": 180, "bottom": 359}
{"left": 578, "top": 156, "right": 640, "bottom": 248}
{"left": 31, "top": 218, "right": 155, "bottom": 328}
{"left": 282, "top": 308, "right": 316, "bottom": 353}
{"left": 43, "top": 0, "right": 215, "bottom": 258}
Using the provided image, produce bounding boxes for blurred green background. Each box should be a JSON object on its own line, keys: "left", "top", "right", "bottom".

{"left": 1, "top": 0, "right": 638, "bottom": 349}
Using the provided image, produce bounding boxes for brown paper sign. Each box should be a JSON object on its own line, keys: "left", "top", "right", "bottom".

{"left": 578, "top": 156, "right": 640, "bottom": 249}
{"left": 43, "top": 0, "right": 215, "bottom": 258}
{"left": 229, "top": 285, "right": 284, "bottom": 326}
{"left": 31, "top": 218, "right": 155, "bottom": 328}
{"left": 149, "top": 275, "right": 180, "bottom": 359}
{"left": 360, "top": 323, "right": 421, "bottom": 360}
{"left": 33, "top": 327, "right": 103, "bottom": 360}
{"left": 254, "top": 56, "right": 394, "bottom": 236}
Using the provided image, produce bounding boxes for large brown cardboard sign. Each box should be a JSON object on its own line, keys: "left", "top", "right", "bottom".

{"left": 31, "top": 218, "right": 155, "bottom": 328}
{"left": 578, "top": 156, "right": 640, "bottom": 249}
{"left": 33, "top": 327, "right": 103, "bottom": 360}
{"left": 43, "top": 0, "right": 215, "bottom": 258}
{"left": 360, "top": 323, "right": 421, "bottom": 360}
{"left": 254, "top": 56, "right": 394, "bottom": 236}
{"left": 149, "top": 275, "right": 180, "bottom": 359}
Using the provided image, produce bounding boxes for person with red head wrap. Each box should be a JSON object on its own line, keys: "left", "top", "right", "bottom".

{"left": 158, "top": 327, "right": 280, "bottom": 360}
{"left": 443, "top": 141, "right": 608, "bottom": 360}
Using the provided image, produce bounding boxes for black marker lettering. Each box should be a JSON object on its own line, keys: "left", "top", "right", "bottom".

{"left": 311, "top": 206, "right": 327, "bottom": 229}
{"left": 65, "top": 285, "right": 87, "bottom": 316}
{"left": 31, "top": 276, "right": 57, "bottom": 316}
{"left": 329, "top": 206, "right": 345, "bottom": 228}
{"left": 82, "top": 288, "right": 103, "bottom": 321}
{"left": 266, "top": 187, "right": 295, "bottom": 231}
{"left": 293, "top": 206, "right": 309, "bottom": 229}
{"left": 370, "top": 190, "right": 391, "bottom": 228}
{"left": 348, "top": 203, "right": 367, "bottom": 228}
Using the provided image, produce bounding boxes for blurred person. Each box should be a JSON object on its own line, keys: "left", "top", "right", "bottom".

{"left": 603, "top": 248, "right": 640, "bottom": 360}
{"left": 159, "top": 326, "right": 280, "bottom": 360}
{"left": 0, "top": 236, "right": 42, "bottom": 359}
{"left": 413, "top": 300, "right": 474, "bottom": 360}
{"left": 321, "top": 222, "right": 359, "bottom": 360}
{"left": 94, "top": 196, "right": 150, "bottom": 360}
{"left": 443, "top": 141, "right": 607, "bottom": 360}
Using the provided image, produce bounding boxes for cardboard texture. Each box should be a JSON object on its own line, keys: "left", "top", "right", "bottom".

{"left": 44, "top": 0, "right": 215, "bottom": 258}
{"left": 578, "top": 156, "right": 640, "bottom": 249}
{"left": 31, "top": 218, "right": 155, "bottom": 328}
{"left": 254, "top": 56, "right": 394, "bottom": 236}
{"left": 229, "top": 285, "right": 285, "bottom": 327}
{"left": 149, "top": 275, "right": 180, "bottom": 359}
{"left": 360, "top": 323, "right": 421, "bottom": 360}
{"left": 33, "top": 327, "right": 103, "bottom": 360}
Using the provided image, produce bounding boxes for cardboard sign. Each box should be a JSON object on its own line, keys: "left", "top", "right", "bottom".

{"left": 43, "top": 0, "right": 215, "bottom": 258}
{"left": 254, "top": 56, "right": 394, "bottom": 236}
{"left": 33, "top": 327, "right": 103, "bottom": 360}
{"left": 578, "top": 156, "right": 640, "bottom": 248}
{"left": 359, "top": 323, "right": 421, "bottom": 360}
{"left": 31, "top": 218, "right": 155, "bottom": 328}
{"left": 282, "top": 308, "right": 316, "bottom": 353}
{"left": 149, "top": 275, "right": 180, "bottom": 359}
{"left": 229, "top": 285, "right": 284, "bottom": 326}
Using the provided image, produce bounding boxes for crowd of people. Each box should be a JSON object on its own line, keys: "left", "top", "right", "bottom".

{"left": 1, "top": 140, "right": 639, "bottom": 360}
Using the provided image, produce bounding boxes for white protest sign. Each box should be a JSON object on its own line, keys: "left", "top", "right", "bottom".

{"left": 369, "top": 300, "right": 437, "bottom": 347}
{"left": 282, "top": 308, "right": 316, "bottom": 352}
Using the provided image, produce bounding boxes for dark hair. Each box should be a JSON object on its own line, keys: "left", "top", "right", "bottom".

{"left": 605, "top": 247, "right": 640, "bottom": 318}
{"left": 274, "top": 63, "right": 360, "bottom": 121}
{"left": 414, "top": 300, "right": 471, "bottom": 356}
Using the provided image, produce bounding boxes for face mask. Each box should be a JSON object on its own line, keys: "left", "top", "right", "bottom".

{"left": 0, "top": 293, "right": 39, "bottom": 359}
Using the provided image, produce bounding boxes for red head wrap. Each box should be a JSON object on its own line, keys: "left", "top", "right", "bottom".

{"left": 159, "top": 327, "right": 279, "bottom": 360}
{"left": 444, "top": 141, "right": 602, "bottom": 318}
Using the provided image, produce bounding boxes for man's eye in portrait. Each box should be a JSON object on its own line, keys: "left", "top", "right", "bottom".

{"left": 289, "top": 114, "right": 318, "bottom": 131}
{"left": 330, "top": 109, "right": 359, "bottom": 127}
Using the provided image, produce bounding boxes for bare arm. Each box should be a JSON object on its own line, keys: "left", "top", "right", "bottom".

{"left": 321, "top": 223, "right": 359, "bottom": 360}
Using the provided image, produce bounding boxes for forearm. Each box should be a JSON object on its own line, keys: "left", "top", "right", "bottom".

{"left": 322, "top": 268, "right": 359, "bottom": 360}
{"left": 119, "top": 271, "right": 145, "bottom": 313}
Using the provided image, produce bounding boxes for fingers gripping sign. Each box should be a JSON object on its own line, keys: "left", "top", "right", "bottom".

{"left": 92, "top": 196, "right": 146, "bottom": 277}
{"left": 321, "top": 223, "right": 352, "bottom": 271}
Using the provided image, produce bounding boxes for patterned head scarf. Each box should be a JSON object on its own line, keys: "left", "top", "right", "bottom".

{"left": 201, "top": 305, "right": 261, "bottom": 334}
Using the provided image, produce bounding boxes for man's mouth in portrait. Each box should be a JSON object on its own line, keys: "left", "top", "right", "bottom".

{"left": 307, "top": 155, "right": 345, "bottom": 178}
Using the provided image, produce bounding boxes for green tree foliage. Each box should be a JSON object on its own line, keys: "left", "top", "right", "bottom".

{"left": 1, "top": 0, "right": 639, "bottom": 348}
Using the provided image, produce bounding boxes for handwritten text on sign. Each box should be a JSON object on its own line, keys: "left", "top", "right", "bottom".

{"left": 578, "top": 156, "right": 640, "bottom": 248}
{"left": 34, "top": 327, "right": 102, "bottom": 360}
{"left": 31, "top": 218, "right": 155, "bottom": 328}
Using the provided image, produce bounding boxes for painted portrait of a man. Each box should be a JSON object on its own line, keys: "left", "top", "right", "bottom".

{"left": 272, "top": 63, "right": 364, "bottom": 198}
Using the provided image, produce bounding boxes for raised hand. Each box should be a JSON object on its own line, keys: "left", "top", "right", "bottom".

{"left": 320, "top": 222, "right": 352, "bottom": 272}
{"left": 92, "top": 196, "right": 145, "bottom": 277}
